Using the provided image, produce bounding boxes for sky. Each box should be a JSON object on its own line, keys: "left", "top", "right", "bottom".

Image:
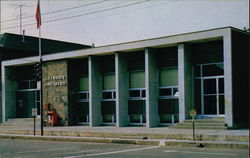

{"left": 0, "top": 0, "right": 249, "bottom": 46}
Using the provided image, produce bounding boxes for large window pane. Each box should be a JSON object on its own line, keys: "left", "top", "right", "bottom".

{"left": 79, "top": 76, "right": 88, "bottom": 91}
{"left": 101, "top": 101, "right": 116, "bottom": 114}
{"left": 194, "top": 79, "right": 201, "bottom": 114}
{"left": 77, "top": 102, "right": 89, "bottom": 122}
{"left": 219, "top": 78, "right": 224, "bottom": 94}
{"left": 102, "top": 92, "right": 112, "bottom": 99}
{"left": 204, "top": 96, "right": 217, "bottom": 114}
{"left": 203, "top": 79, "right": 216, "bottom": 94}
{"left": 159, "top": 68, "right": 178, "bottom": 87}
{"left": 103, "top": 73, "right": 115, "bottom": 90}
{"left": 128, "top": 100, "right": 146, "bottom": 114}
{"left": 129, "top": 71, "right": 145, "bottom": 88}
{"left": 202, "top": 63, "right": 224, "bottom": 77}
{"left": 158, "top": 99, "right": 179, "bottom": 114}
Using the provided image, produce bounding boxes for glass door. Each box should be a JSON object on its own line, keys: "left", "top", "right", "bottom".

{"left": 202, "top": 77, "right": 224, "bottom": 116}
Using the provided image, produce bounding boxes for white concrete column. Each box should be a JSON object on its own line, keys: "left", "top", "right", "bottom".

{"left": 145, "top": 48, "right": 159, "bottom": 127}
{"left": 1, "top": 66, "right": 17, "bottom": 121}
{"left": 178, "top": 44, "right": 192, "bottom": 122}
{"left": 88, "top": 56, "right": 102, "bottom": 127}
{"left": 115, "top": 53, "right": 129, "bottom": 127}
{"left": 223, "top": 31, "right": 233, "bottom": 127}
{"left": 1, "top": 64, "right": 6, "bottom": 122}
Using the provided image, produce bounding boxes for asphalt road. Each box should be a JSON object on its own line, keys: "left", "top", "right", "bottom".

{"left": 0, "top": 138, "right": 248, "bottom": 158}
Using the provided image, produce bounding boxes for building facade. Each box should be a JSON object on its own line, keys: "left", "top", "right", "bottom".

{"left": 1, "top": 27, "right": 249, "bottom": 128}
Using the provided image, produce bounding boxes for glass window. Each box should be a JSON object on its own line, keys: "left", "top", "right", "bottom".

{"left": 79, "top": 76, "right": 88, "bottom": 91}
{"left": 102, "top": 92, "right": 113, "bottom": 99}
{"left": 78, "top": 92, "right": 89, "bottom": 101}
{"left": 219, "top": 78, "right": 224, "bottom": 94}
{"left": 129, "top": 71, "right": 145, "bottom": 88}
{"left": 141, "top": 90, "right": 146, "bottom": 98}
{"left": 159, "top": 68, "right": 178, "bottom": 87}
{"left": 129, "top": 90, "right": 141, "bottom": 98}
{"left": 173, "top": 88, "right": 179, "bottom": 97}
{"left": 204, "top": 96, "right": 217, "bottom": 114}
{"left": 202, "top": 63, "right": 224, "bottom": 77}
{"left": 77, "top": 102, "right": 89, "bottom": 122}
{"left": 194, "top": 79, "right": 201, "bottom": 114}
{"left": 101, "top": 101, "right": 116, "bottom": 114}
{"left": 159, "top": 88, "right": 172, "bottom": 96}
{"left": 103, "top": 73, "right": 115, "bottom": 90}
{"left": 158, "top": 99, "right": 179, "bottom": 114}
{"left": 159, "top": 87, "right": 178, "bottom": 98}
{"left": 128, "top": 100, "right": 146, "bottom": 114}
{"left": 203, "top": 79, "right": 216, "bottom": 94}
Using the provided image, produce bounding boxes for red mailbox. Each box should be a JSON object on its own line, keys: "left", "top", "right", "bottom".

{"left": 47, "top": 111, "right": 58, "bottom": 126}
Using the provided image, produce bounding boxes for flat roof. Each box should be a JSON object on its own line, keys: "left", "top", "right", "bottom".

{"left": 0, "top": 33, "right": 91, "bottom": 55}
{"left": 2, "top": 26, "right": 246, "bottom": 67}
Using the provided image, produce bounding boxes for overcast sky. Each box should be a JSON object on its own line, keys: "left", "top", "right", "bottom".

{"left": 1, "top": 0, "right": 249, "bottom": 46}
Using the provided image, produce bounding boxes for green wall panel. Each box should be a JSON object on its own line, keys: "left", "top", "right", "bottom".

{"left": 159, "top": 68, "right": 178, "bottom": 86}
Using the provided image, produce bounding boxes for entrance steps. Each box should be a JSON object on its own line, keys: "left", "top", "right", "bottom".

{"left": 168, "top": 118, "right": 227, "bottom": 130}
{"left": 1, "top": 118, "right": 41, "bottom": 127}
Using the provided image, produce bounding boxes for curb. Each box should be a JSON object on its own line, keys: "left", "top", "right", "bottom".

{"left": 0, "top": 134, "right": 248, "bottom": 150}
{"left": 0, "top": 130, "right": 248, "bottom": 142}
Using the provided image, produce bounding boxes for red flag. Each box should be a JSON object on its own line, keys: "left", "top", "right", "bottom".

{"left": 36, "top": 0, "right": 41, "bottom": 29}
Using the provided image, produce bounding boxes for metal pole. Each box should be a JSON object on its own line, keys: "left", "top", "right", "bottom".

{"left": 192, "top": 118, "right": 195, "bottom": 141}
{"left": 34, "top": 116, "right": 36, "bottom": 136}
{"left": 39, "top": 17, "right": 44, "bottom": 136}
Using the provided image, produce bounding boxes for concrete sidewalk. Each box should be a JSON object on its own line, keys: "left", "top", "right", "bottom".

{"left": 0, "top": 126, "right": 249, "bottom": 149}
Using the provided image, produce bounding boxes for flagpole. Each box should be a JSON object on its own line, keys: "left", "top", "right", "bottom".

{"left": 39, "top": 25, "right": 44, "bottom": 136}
{"left": 37, "top": 0, "right": 44, "bottom": 136}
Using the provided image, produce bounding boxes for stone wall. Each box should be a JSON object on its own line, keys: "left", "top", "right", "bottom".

{"left": 42, "top": 60, "right": 69, "bottom": 126}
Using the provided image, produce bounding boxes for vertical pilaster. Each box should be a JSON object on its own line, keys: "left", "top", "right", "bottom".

{"left": 145, "top": 48, "right": 159, "bottom": 127}
{"left": 88, "top": 56, "right": 102, "bottom": 127}
{"left": 223, "top": 31, "right": 233, "bottom": 127}
{"left": 178, "top": 44, "right": 192, "bottom": 122}
{"left": 1, "top": 64, "right": 6, "bottom": 122}
{"left": 115, "top": 53, "right": 128, "bottom": 127}
{"left": 2, "top": 67, "right": 17, "bottom": 121}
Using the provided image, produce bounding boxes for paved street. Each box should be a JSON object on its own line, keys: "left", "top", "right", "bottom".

{"left": 0, "top": 139, "right": 248, "bottom": 158}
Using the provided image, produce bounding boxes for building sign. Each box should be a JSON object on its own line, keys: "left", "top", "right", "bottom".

{"left": 44, "top": 75, "right": 67, "bottom": 87}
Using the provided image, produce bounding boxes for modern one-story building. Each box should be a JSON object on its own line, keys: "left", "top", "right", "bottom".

{"left": 1, "top": 27, "right": 249, "bottom": 128}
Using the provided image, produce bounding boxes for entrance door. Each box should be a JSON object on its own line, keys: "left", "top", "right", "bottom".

{"left": 16, "top": 91, "right": 38, "bottom": 118}
{"left": 202, "top": 77, "right": 224, "bottom": 116}
{"left": 16, "top": 92, "right": 28, "bottom": 118}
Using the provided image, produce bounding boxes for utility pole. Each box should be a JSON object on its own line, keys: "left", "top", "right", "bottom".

{"left": 19, "top": 5, "right": 22, "bottom": 34}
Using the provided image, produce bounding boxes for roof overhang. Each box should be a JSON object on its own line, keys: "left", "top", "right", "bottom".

{"left": 2, "top": 27, "right": 233, "bottom": 67}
